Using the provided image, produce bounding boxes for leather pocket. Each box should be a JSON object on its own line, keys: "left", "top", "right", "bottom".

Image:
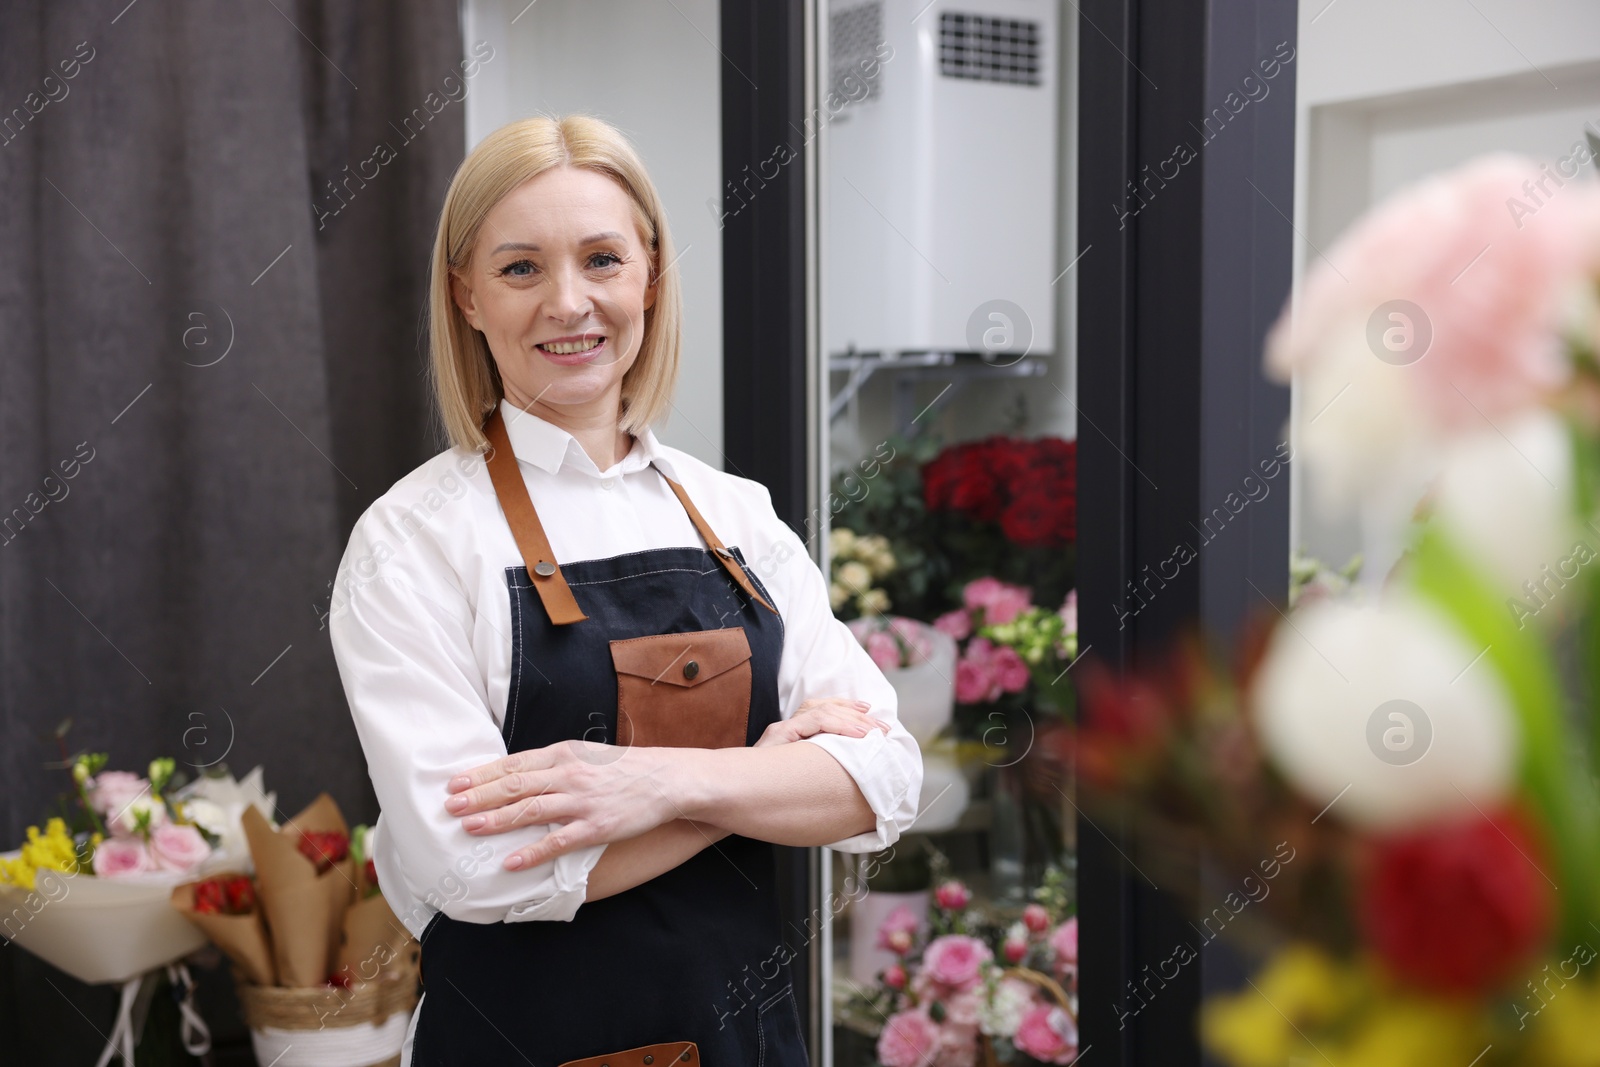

{"left": 610, "top": 627, "right": 752, "bottom": 749}
{"left": 558, "top": 1040, "right": 699, "bottom": 1067}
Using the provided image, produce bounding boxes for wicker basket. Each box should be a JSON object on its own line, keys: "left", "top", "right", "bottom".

{"left": 979, "top": 966, "right": 1078, "bottom": 1067}
{"left": 236, "top": 940, "right": 420, "bottom": 1067}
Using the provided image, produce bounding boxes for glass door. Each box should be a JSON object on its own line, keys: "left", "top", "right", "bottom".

{"left": 814, "top": 2, "right": 1083, "bottom": 1063}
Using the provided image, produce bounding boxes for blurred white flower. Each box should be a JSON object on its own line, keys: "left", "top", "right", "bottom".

{"left": 110, "top": 794, "right": 168, "bottom": 837}
{"left": 173, "top": 766, "right": 277, "bottom": 873}
{"left": 1292, "top": 319, "right": 1447, "bottom": 519}
{"left": 978, "top": 975, "right": 1035, "bottom": 1039}
{"left": 1430, "top": 408, "right": 1581, "bottom": 624}
{"left": 857, "top": 588, "right": 891, "bottom": 616}
{"left": 838, "top": 561, "right": 873, "bottom": 592}
{"left": 1249, "top": 590, "right": 1518, "bottom": 829}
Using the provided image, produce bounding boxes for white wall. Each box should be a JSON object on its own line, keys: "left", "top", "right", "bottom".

{"left": 460, "top": 0, "right": 726, "bottom": 467}
{"left": 1289, "top": 0, "right": 1600, "bottom": 572}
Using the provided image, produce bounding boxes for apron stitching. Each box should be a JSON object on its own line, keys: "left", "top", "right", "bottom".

{"left": 506, "top": 578, "right": 524, "bottom": 741}
{"left": 566, "top": 565, "right": 721, "bottom": 586}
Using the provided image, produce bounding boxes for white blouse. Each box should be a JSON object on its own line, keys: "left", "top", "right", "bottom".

{"left": 329, "top": 397, "right": 924, "bottom": 939}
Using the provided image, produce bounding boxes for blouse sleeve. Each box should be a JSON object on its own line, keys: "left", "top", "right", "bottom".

{"left": 328, "top": 520, "right": 606, "bottom": 935}
{"left": 743, "top": 484, "right": 925, "bottom": 853}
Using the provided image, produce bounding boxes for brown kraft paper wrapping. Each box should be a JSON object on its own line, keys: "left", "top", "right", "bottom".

{"left": 241, "top": 794, "right": 357, "bottom": 987}
{"left": 170, "top": 876, "right": 277, "bottom": 986}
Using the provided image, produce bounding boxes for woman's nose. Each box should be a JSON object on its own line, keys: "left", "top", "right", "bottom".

{"left": 544, "top": 262, "right": 593, "bottom": 322}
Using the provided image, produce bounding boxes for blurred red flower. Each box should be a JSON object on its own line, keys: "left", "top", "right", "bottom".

{"left": 297, "top": 830, "right": 350, "bottom": 874}
{"left": 1359, "top": 806, "right": 1555, "bottom": 997}
{"left": 923, "top": 436, "right": 1076, "bottom": 547}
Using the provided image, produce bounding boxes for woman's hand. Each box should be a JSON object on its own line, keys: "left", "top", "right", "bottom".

{"left": 755, "top": 697, "right": 890, "bottom": 747}
{"left": 444, "top": 741, "right": 685, "bottom": 870}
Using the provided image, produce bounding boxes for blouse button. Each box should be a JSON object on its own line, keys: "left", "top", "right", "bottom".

{"left": 601, "top": 476, "right": 616, "bottom": 490}
{"left": 683, "top": 661, "right": 699, "bottom": 680}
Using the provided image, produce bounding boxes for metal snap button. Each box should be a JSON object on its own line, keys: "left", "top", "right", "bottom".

{"left": 643, "top": 1058, "right": 653, "bottom": 1065}
{"left": 683, "top": 661, "right": 699, "bottom": 680}
{"left": 534, "top": 561, "right": 556, "bottom": 577}
{"left": 680, "top": 1053, "right": 692, "bottom": 1062}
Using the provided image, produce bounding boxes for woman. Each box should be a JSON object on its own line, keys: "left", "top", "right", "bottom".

{"left": 329, "top": 114, "right": 924, "bottom": 1067}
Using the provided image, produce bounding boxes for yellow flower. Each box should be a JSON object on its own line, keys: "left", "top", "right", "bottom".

{"left": 0, "top": 855, "right": 36, "bottom": 891}
{"left": 1528, "top": 975, "right": 1600, "bottom": 1066}
{"left": 1201, "top": 945, "right": 1364, "bottom": 1067}
{"left": 1, "top": 820, "right": 85, "bottom": 891}
{"left": 1326, "top": 996, "right": 1484, "bottom": 1067}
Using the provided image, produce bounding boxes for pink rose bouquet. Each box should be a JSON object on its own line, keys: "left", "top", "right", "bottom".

{"left": 856, "top": 868, "right": 1080, "bottom": 1066}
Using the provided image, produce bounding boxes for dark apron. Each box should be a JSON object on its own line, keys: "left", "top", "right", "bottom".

{"left": 411, "top": 409, "right": 809, "bottom": 1067}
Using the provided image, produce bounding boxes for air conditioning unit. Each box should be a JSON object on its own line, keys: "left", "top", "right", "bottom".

{"left": 825, "top": 0, "right": 1060, "bottom": 360}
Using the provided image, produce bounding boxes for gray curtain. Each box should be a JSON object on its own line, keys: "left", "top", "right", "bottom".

{"left": 0, "top": 1, "right": 465, "bottom": 1059}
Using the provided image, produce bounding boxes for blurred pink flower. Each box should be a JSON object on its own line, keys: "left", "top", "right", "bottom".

{"left": 944, "top": 990, "right": 981, "bottom": 1029}
{"left": 935, "top": 1018, "right": 980, "bottom": 1067}
{"left": 92, "top": 837, "right": 154, "bottom": 878}
{"left": 150, "top": 823, "right": 210, "bottom": 874}
{"left": 877, "top": 1009, "right": 942, "bottom": 1067}
{"left": 1014, "top": 1004, "right": 1078, "bottom": 1064}
{"left": 919, "top": 934, "right": 993, "bottom": 994}
{"left": 1051, "top": 917, "right": 1079, "bottom": 982}
{"left": 888, "top": 617, "right": 934, "bottom": 665}
{"left": 934, "top": 880, "right": 971, "bottom": 911}
{"left": 955, "top": 656, "right": 999, "bottom": 704}
{"left": 963, "top": 577, "right": 1033, "bottom": 625}
{"left": 865, "top": 630, "right": 901, "bottom": 672}
{"left": 992, "top": 646, "right": 1031, "bottom": 693}
{"left": 876, "top": 903, "right": 921, "bottom": 956}
{"left": 1059, "top": 590, "right": 1077, "bottom": 634}
{"left": 1023, "top": 903, "right": 1051, "bottom": 934}
{"left": 89, "top": 771, "right": 149, "bottom": 818}
{"left": 1004, "top": 937, "right": 1028, "bottom": 963}
{"left": 883, "top": 962, "right": 907, "bottom": 990}
{"left": 934, "top": 609, "right": 972, "bottom": 641}
{"left": 1263, "top": 153, "right": 1600, "bottom": 511}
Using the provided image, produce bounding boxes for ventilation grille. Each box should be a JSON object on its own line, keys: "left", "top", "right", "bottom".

{"left": 830, "top": 1, "right": 885, "bottom": 107}
{"left": 939, "top": 11, "right": 1041, "bottom": 86}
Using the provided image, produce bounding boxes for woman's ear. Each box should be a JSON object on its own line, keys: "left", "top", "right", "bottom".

{"left": 451, "top": 270, "right": 481, "bottom": 331}
{"left": 642, "top": 261, "right": 658, "bottom": 313}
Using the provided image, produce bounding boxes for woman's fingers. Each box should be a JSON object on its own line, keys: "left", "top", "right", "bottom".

{"left": 459, "top": 791, "right": 581, "bottom": 834}
{"left": 503, "top": 820, "right": 594, "bottom": 870}
{"left": 447, "top": 746, "right": 554, "bottom": 794}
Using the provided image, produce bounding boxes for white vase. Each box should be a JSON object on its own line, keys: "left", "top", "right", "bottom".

{"left": 912, "top": 744, "right": 971, "bottom": 833}
{"left": 883, "top": 629, "right": 957, "bottom": 746}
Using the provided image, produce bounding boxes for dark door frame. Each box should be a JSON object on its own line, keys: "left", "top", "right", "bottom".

{"left": 1075, "top": 0, "right": 1298, "bottom": 1063}
{"left": 720, "top": 0, "right": 821, "bottom": 1059}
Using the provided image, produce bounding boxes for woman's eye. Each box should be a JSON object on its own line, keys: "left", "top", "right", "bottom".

{"left": 589, "top": 252, "right": 622, "bottom": 269}
{"left": 498, "top": 259, "right": 535, "bottom": 278}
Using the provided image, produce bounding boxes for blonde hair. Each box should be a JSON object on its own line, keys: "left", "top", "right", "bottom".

{"left": 426, "top": 114, "right": 682, "bottom": 453}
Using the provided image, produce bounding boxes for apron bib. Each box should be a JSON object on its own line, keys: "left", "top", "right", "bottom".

{"left": 410, "top": 409, "right": 808, "bottom": 1067}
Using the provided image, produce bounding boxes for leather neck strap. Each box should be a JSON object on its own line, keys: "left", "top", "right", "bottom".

{"left": 482, "top": 407, "right": 778, "bottom": 626}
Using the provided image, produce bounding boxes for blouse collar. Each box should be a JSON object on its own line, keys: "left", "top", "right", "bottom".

{"left": 496, "top": 397, "right": 677, "bottom": 481}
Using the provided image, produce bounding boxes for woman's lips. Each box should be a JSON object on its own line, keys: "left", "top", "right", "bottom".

{"left": 536, "top": 337, "right": 607, "bottom": 365}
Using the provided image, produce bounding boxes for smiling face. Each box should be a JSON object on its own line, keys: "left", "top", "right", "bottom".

{"left": 450, "top": 165, "right": 658, "bottom": 422}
